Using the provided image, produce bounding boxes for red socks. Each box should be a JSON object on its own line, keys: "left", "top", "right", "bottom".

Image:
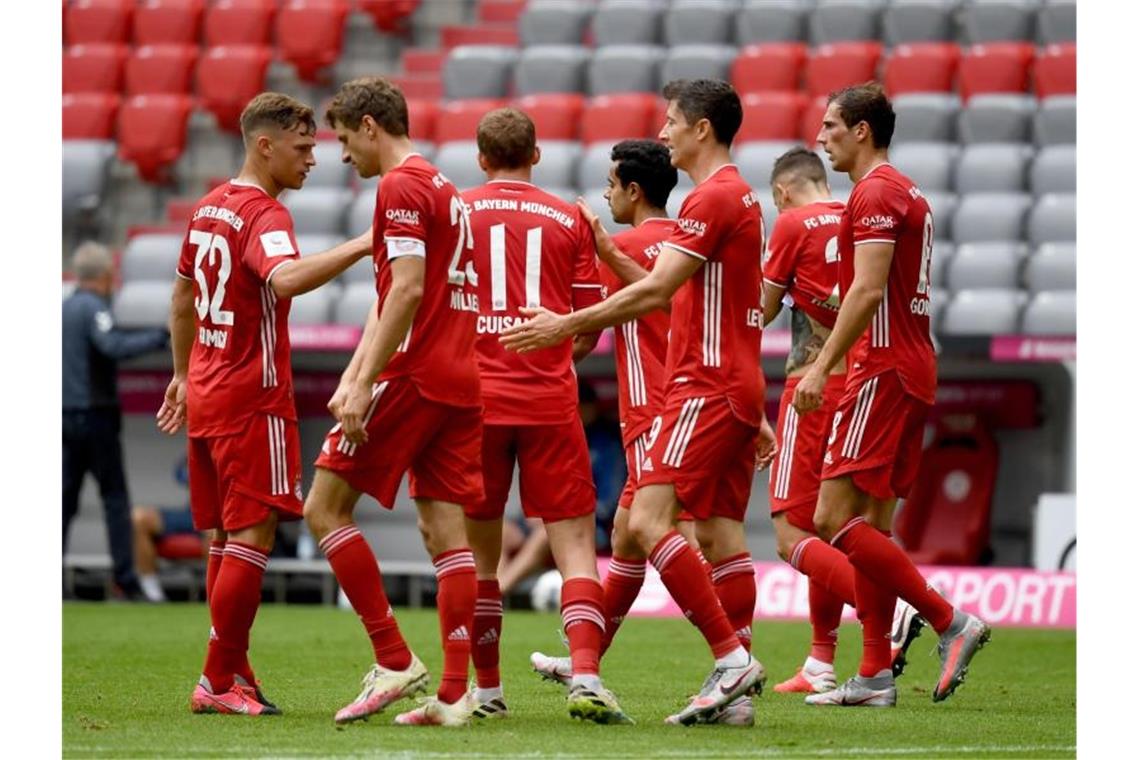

{"left": 789, "top": 535, "right": 857, "bottom": 665}
{"left": 206, "top": 540, "right": 225, "bottom": 600}
{"left": 433, "top": 549, "right": 476, "bottom": 704}
{"left": 320, "top": 525, "right": 412, "bottom": 671}
{"left": 711, "top": 553, "right": 756, "bottom": 652}
{"left": 472, "top": 579, "right": 503, "bottom": 689}
{"left": 201, "top": 542, "right": 267, "bottom": 694}
{"left": 807, "top": 580, "right": 846, "bottom": 664}
{"left": 650, "top": 532, "right": 740, "bottom": 659}
{"left": 562, "top": 577, "right": 605, "bottom": 676}
{"left": 854, "top": 567, "right": 896, "bottom": 677}
{"left": 600, "top": 556, "right": 646, "bottom": 656}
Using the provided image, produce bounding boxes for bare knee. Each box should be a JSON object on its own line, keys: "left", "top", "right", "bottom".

{"left": 610, "top": 516, "right": 644, "bottom": 560}
{"left": 132, "top": 507, "right": 159, "bottom": 536}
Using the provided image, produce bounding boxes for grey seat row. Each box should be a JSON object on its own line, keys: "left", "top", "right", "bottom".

{"left": 891, "top": 143, "right": 1074, "bottom": 194}
{"left": 938, "top": 288, "right": 1074, "bottom": 336}
{"left": 893, "top": 94, "right": 1075, "bottom": 146}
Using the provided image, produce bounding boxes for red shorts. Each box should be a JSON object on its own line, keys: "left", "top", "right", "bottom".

{"left": 188, "top": 414, "right": 303, "bottom": 532}
{"left": 769, "top": 373, "right": 847, "bottom": 533}
{"left": 618, "top": 425, "right": 694, "bottom": 521}
{"left": 465, "top": 420, "right": 596, "bottom": 522}
{"left": 315, "top": 378, "right": 484, "bottom": 508}
{"left": 638, "top": 393, "right": 759, "bottom": 522}
{"left": 820, "top": 370, "right": 932, "bottom": 501}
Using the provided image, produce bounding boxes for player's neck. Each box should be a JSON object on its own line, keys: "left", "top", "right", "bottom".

{"left": 379, "top": 137, "right": 416, "bottom": 175}
{"left": 684, "top": 145, "right": 734, "bottom": 185}
{"left": 791, "top": 188, "right": 832, "bottom": 207}
{"left": 484, "top": 168, "right": 533, "bottom": 184}
{"left": 235, "top": 162, "right": 280, "bottom": 198}
{"left": 633, "top": 206, "right": 669, "bottom": 226}
{"left": 848, "top": 149, "right": 890, "bottom": 183}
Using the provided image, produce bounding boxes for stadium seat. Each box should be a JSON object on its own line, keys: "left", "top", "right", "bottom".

{"left": 661, "top": 44, "right": 737, "bottom": 84}
{"left": 1021, "top": 290, "right": 1076, "bottom": 335}
{"left": 440, "top": 23, "right": 519, "bottom": 49}
{"left": 336, "top": 282, "right": 380, "bottom": 325}
{"left": 116, "top": 93, "right": 194, "bottom": 182}
{"left": 666, "top": 186, "right": 693, "bottom": 220}
{"left": 892, "top": 93, "right": 960, "bottom": 143}
{"left": 808, "top": 0, "right": 881, "bottom": 45}
{"left": 511, "top": 93, "right": 585, "bottom": 141}
{"left": 289, "top": 283, "right": 339, "bottom": 325}
{"left": 930, "top": 240, "right": 954, "bottom": 290}
{"left": 941, "top": 289, "right": 1027, "bottom": 335}
{"left": 517, "top": 0, "right": 592, "bottom": 46}
{"left": 125, "top": 45, "right": 198, "bottom": 95}
{"left": 1037, "top": 0, "right": 1076, "bottom": 44}
{"left": 664, "top": 0, "right": 735, "bottom": 46}
{"left": 958, "top": 94, "right": 1036, "bottom": 143}
{"left": 294, "top": 234, "right": 343, "bottom": 259}
{"left": 281, "top": 187, "right": 352, "bottom": 235}
{"left": 739, "top": 92, "right": 809, "bottom": 142}
{"left": 406, "top": 98, "right": 439, "bottom": 143}
{"left": 1027, "top": 193, "right": 1076, "bottom": 244}
{"left": 132, "top": 0, "right": 205, "bottom": 45}
{"left": 443, "top": 46, "right": 519, "bottom": 100}
{"left": 307, "top": 141, "right": 353, "bottom": 188}
{"left": 112, "top": 281, "right": 173, "bottom": 328}
{"left": 959, "top": 43, "right": 1036, "bottom": 101}
{"left": 954, "top": 144, "right": 1032, "bottom": 193}
{"left": 946, "top": 242, "right": 1027, "bottom": 292}
{"left": 929, "top": 286, "right": 949, "bottom": 331}
{"left": 121, "top": 233, "right": 183, "bottom": 282}
{"left": 203, "top": 0, "right": 275, "bottom": 46}
{"left": 346, "top": 190, "right": 377, "bottom": 239}
{"left": 514, "top": 45, "right": 590, "bottom": 95}
{"left": 63, "top": 93, "right": 121, "bottom": 140}
{"left": 402, "top": 47, "right": 446, "bottom": 76}
{"left": 434, "top": 142, "right": 485, "bottom": 190}
{"left": 65, "top": 0, "right": 134, "bottom": 45}
{"left": 731, "top": 43, "right": 807, "bottom": 95}
{"left": 358, "top": 0, "right": 420, "bottom": 32}
{"left": 63, "top": 140, "right": 116, "bottom": 220}
{"left": 1034, "top": 95, "right": 1076, "bottom": 145}
{"left": 883, "top": 43, "right": 959, "bottom": 96}
{"left": 63, "top": 44, "right": 127, "bottom": 95}
{"left": 804, "top": 42, "right": 883, "bottom": 98}
{"left": 1030, "top": 145, "right": 1076, "bottom": 195}
{"left": 388, "top": 74, "right": 443, "bottom": 101}
{"left": 591, "top": 0, "right": 662, "bottom": 47}
{"left": 577, "top": 143, "right": 617, "bottom": 191}
{"left": 587, "top": 45, "right": 665, "bottom": 95}
{"left": 275, "top": 0, "right": 350, "bottom": 83}
{"left": 531, "top": 141, "right": 581, "bottom": 189}
{"left": 341, "top": 254, "right": 376, "bottom": 284}
{"left": 477, "top": 0, "right": 526, "bottom": 24}
{"left": 434, "top": 99, "right": 507, "bottom": 145}
{"left": 963, "top": 0, "right": 1037, "bottom": 44}
{"left": 196, "top": 45, "right": 272, "bottom": 133}
{"left": 923, "top": 191, "right": 958, "bottom": 236}
{"left": 1034, "top": 44, "right": 1076, "bottom": 98}
{"left": 735, "top": 0, "right": 807, "bottom": 45}
{"left": 800, "top": 95, "right": 828, "bottom": 145}
{"left": 952, "top": 193, "right": 1031, "bottom": 244}
{"left": 892, "top": 142, "right": 958, "bottom": 191}
{"left": 1024, "top": 243, "right": 1076, "bottom": 293}
{"left": 581, "top": 93, "right": 658, "bottom": 144}
{"left": 881, "top": 0, "right": 955, "bottom": 44}
{"left": 734, "top": 141, "right": 802, "bottom": 190}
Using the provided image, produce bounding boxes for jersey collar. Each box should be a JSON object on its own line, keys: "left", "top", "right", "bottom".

{"left": 228, "top": 178, "right": 271, "bottom": 196}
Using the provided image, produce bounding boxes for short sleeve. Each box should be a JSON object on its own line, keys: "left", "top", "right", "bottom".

{"left": 762, "top": 213, "right": 798, "bottom": 288}
{"left": 245, "top": 205, "right": 301, "bottom": 284}
{"left": 571, "top": 209, "right": 604, "bottom": 310}
{"left": 175, "top": 226, "right": 196, "bottom": 281}
{"left": 376, "top": 172, "right": 433, "bottom": 260}
{"left": 662, "top": 186, "right": 727, "bottom": 261}
{"left": 850, "top": 180, "right": 910, "bottom": 246}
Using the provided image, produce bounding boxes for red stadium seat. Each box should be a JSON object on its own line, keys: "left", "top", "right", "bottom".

{"left": 196, "top": 45, "right": 272, "bottom": 132}
{"left": 389, "top": 74, "right": 443, "bottom": 101}
{"left": 125, "top": 45, "right": 199, "bottom": 95}
{"left": 884, "top": 43, "right": 960, "bottom": 96}
{"left": 117, "top": 93, "right": 194, "bottom": 182}
{"left": 65, "top": 0, "right": 134, "bottom": 45}
{"left": 477, "top": 0, "right": 525, "bottom": 24}
{"left": 406, "top": 98, "right": 439, "bottom": 143}
{"left": 738, "top": 92, "right": 809, "bottom": 142}
{"left": 581, "top": 93, "right": 658, "bottom": 144}
{"left": 805, "top": 42, "right": 883, "bottom": 98}
{"left": 357, "top": 0, "right": 420, "bottom": 32}
{"left": 204, "top": 0, "right": 275, "bottom": 46}
{"left": 440, "top": 24, "right": 519, "bottom": 49}
{"left": 435, "top": 99, "right": 508, "bottom": 144}
{"left": 958, "top": 42, "right": 1035, "bottom": 101}
{"left": 276, "top": 0, "right": 350, "bottom": 83}
{"left": 1034, "top": 44, "right": 1076, "bottom": 98}
{"left": 731, "top": 43, "right": 807, "bottom": 95}
{"left": 156, "top": 533, "right": 207, "bottom": 561}
{"left": 133, "top": 0, "right": 205, "bottom": 45}
{"left": 402, "top": 47, "right": 446, "bottom": 75}
{"left": 166, "top": 196, "right": 199, "bottom": 224}
{"left": 63, "top": 44, "right": 128, "bottom": 94}
{"left": 800, "top": 95, "right": 828, "bottom": 146}
{"left": 63, "top": 93, "right": 121, "bottom": 139}
{"left": 511, "top": 93, "right": 585, "bottom": 141}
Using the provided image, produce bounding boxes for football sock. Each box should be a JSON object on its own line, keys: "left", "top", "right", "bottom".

{"left": 649, "top": 531, "right": 740, "bottom": 659}
{"left": 856, "top": 669, "right": 894, "bottom": 689}
{"left": 854, "top": 566, "right": 896, "bottom": 677}
{"left": 434, "top": 549, "right": 477, "bottom": 704}
{"left": 201, "top": 542, "right": 267, "bottom": 694}
{"left": 561, "top": 577, "right": 605, "bottom": 677}
{"left": 206, "top": 540, "right": 225, "bottom": 601}
{"left": 711, "top": 553, "right": 756, "bottom": 652}
{"left": 472, "top": 579, "right": 503, "bottom": 689}
{"left": 695, "top": 548, "right": 713, "bottom": 578}
{"left": 789, "top": 535, "right": 855, "bottom": 605}
{"left": 139, "top": 574, "right": 165, "bottom": 603}
{"left": 319, "top": 524, "right": 412, "bottom": 671}
{"left": 599, "top": 556, "right": 646, "bottom": 657}
{"left": 807, "top": 579, "right": 845, "bottom": 664}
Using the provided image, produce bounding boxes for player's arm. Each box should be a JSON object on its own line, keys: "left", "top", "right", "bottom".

{"left": 762, "top": 281, "right": 788, "bottom": 326}
{"left": 576, "top": 198, "right": 650, "bottom": 285}
{"left": 157, "top": 275, "right": 195, "bottom": 435}
{"left": 328, "top": 296, "right": 380, "bottom": 419}
{"left": 269, "top": 228, "right": 372, "bottom": 299}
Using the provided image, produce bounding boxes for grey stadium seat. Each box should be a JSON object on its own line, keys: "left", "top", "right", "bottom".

{"left": 1030, "top": 145, "right": 1076, "bottom": 195}
{"left": 580, "top": 187, "right": 623, "bottom": 235}
{"left": 281, "top": 187, "right": 352, "bottom": 235}
{"left": 954, "top": 144, "right": 1033, "bottom": 193}
{"left": 592, "top": 0, "right": 663, "bottom": 47}
{"left": 435, "top": 142, "right": 485, "bottom": 191}
{"left": 1024, "top": 242, "right": 1076, "bottom": 292}
{"left": 532, "top": 141, "right": 581, "bottom": 188}
{"left": 809, "top": 0, "right": 882, "bottom": 45}
{"left": 1027, "top": 193, "right": 1076, "bottom": 244}
{"left": 892, "top": 142, "right": 958, "bottom": 191}
{"left": 962, "top": 0, "right": 1037, "bottom": 44}
{"left": 941, "top": 289, "right": 1028, "bottom": 336}
{"left": 664, "top": 0, "right": 735, "bottom": 46}
{"left": 308, "top": 141, "right": 352, "bottom": 187}
{"left": 735, "top": 0, "right": 807, "bottom": 44}
{"left": 929, "top": 240, "right": 954, "bottom": 289}
{"left": 946, "top": 242, "right": 1028, "bottom": 291}
{"left": 295, "top": 234, "right": 343, "bottom": 258}
{"left": 514, "top": 45, "right": 591, "bottom": 95}
{"left": 588, "top": 45, "right": 666, "bottom": 95}
{"left": 1021, "top": 290, "right": 1075, "bottom": 335}
{"left": 814, "top": 147, "right": 854, "bottom": 192}
{"left": 882, "top": 0, "right": 956, "bottom": 44}
{"left": 734, "top": 141, "right": 801, "bottom": 189}
{"left": 113, "top": 281, "right": 173, "bottom": 329}
{"left": 667, "top": 186, "right": 694, "bottom": 220}
{"left": 121, "top": 233, "right": 183, "bottom": 282}
{"left": 341, "top": 255, "right": 376, "bottom": 285}
{"left": 335, "top": 282, "right": 378, "bottom": 326}
{"left": 661, "top": 45, "right": 736, "bottom": 84}
{"left": 1034, "top": 96, "right": 1076, "bottom": 146}
{"left": 952, "top": 192, "right": 1032, "bottom": 243}
{"left": 347, "top": 189, "right": 376, "bottom": 238}
{"left": 578, "top": 143, "right": 616, "bottom": 191}
{"left": 63, "top": 140, "right": 115, "bottom": 221}
{"left": 1037, "top": 0, "right": 1076, "bottom": 44}
{"left": 443, "top": 46, "right": 519, "bottom": 100}
{"left": 289, "top": 282, "right": 339, "bottom": 325}
{"left": 923, "top": 191, "right": 958, "bottom": 235}
{"left": 959, "top": 95, "right": 1036, "bottom": 144}
{"left": 518, "top": 0, "right": 593, "bottom": 46}
{"left": 892, "top": 94, "right": 960, "bottom": 143}
{"left": 929, "top": 286, "right": 949, "bottom": 333}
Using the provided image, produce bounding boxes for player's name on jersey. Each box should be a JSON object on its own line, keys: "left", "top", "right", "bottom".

{"left": 469, "top": 198, "right": 576, "bottom": 229}
{"left": 476, "top": 315, "right": 526, "bottom": 335}
{"left": 191, "top": 205, "right": 244, "bottom": 231}
{"left": 450, "top": 289, "right": 479, "bottom": 313}
{"left": 802, "top": 213, "right": 842, "bottom": 230}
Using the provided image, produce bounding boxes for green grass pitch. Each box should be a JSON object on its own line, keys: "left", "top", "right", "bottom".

{"left": 63, "top": 603, "right": 1075, "bottom": 758}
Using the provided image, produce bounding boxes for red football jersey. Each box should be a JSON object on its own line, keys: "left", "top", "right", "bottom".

{"left": 763, "top": 199, "right": 845, "bottom": 329}
{"left": 837, "top": 163, "right": 937, "bottom": 404}
{"left": 661, "top": 164, "right": 767, "bottom": 427}
{"left": 462, "top": 179, "right": 603, "bottom": 425}
{"left": 371, "top": 154, "right": 481, "bottom": 408}
{"left": 176, "top": 181, "right": 299, "bottom": 438}
{"left": 601, "top": 218, "right": 675, "bottom": 446}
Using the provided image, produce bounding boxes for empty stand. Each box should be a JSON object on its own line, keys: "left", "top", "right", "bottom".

{"left": 289, "top": 284, "right": 340, "bottom": 325}
{"left": 883, "top": 43, "right": 959, "bottom": 95}
{"left": 1034, "top": 43, "right": 1076, "bottom": 98}
{"left": 1027, "top": 193, "right": 1076, "bottom": 245}
{"left": 577, "top": 143, "right": 616, "bottom": 191}
{"left": 808, "top": 0, "right": 881, "bottom": 46}
{"left": 347, "top": 190, "right": 377, "bottom": 239}
{"left": 307, "top": 142, "right": 353, "bottom": 188}
{"left": 477, "top": 0, "right": 526, "bottom": 25}
{"left": 881, "top": 0, "right": 955, "bottom": 44}
{"left": 892, "top": 142, "right": 958, "bottom": 191}
{"left": 434, "top": 99, "right": 507, "bottom": 144}
{"left": 734, "top": 141, "right": 801, "bottom": 190}
{"left": 358, "top": 0, "right": 420, "bottom": 32}
{"left": 63, "top": 93, "right": 121, "bottom": 140}
{"left": 112, "top": 281, "right": 173, "bottom": 329}
{"left": 955, "top": 144, "right": 1032, "bottom": 193}
{"left": 1030, "top": 145, "right": 1076, "bottom": 195}
{"left": 512, "top": 93, "right": 585, "bottom": 141}
{"left": 282, "top": 188, "right": 352, "bottom": 236}
{"left": 440, "top": 23, "right": 519, "bottom": 48}
{"left": 805, "top": 42, "right": 882, "bottom": 98}
{"left": 203, "top": 0, "right": 275, "bottom": 46}
{"left": 735, "top": 0, "right": 807, "bottom": 45}
{"left": 65, "top": 0, "right": 134, "bottom": 45}
{"left": 661, "top": 44, "right": 737, "bottom": 85}
{"left": 117, "top": 93, "right": 194, "bottom": 182}
{"left": 1037, "top": 0, "right": 1077, "bottom": 45}
{"left": 958, "top": 94, "right": 1036, "bottom": 143}
{"left": 63, "top": 140, "right": 116, "bottom": 220}
{"left": 930, "top": 240, "right": 955, "bottom": 290}
{"left": 434, "top": 142, "right": 485, "bottom": 190}
{"left": 341, "top": 253, "right": 376, "bottom": 284}
{"left": 739, "top": 92, "right": 809, "bottom": 142}
{"left": 294, "top": 234, "right": 344, "bottom": 259}
{"left": 664, "top": 0, "right": 735, "bottom": 47}
{"left": 963, "top": 0, "right": 1037, "bottom": 44}
{"left": 592, "top": 0, "right": 662, "bottom": 47}
{"left": 800, "top": 95, "right": 828, "bottom": 145}
{"left": 443, "top": 46, "right": 519, "bottom": 100}
{"left": 388, "top": 74, "right": 443, "bottom": 101}
{"left": 941, "top": 289, "right": 1028, "bottom": 335}
{"left": 514, "top": 45, "right": 591, "bottom": 95}
{"left": 1034, "top": 96, "right": 1076, "bottom": 146}
{"left": 952, "top": 193, "right": 1032, "bottom": 243}
{"left": 125, "top": 45, "right": 198, "bottom": 95}
{"left": 1021, "top": 290, "right": 1076, "bottom": 335}
{"left": 132, "top": 0, "right": 204, "bottom": 46}
{"left": 923, "top": 190, "right": 958, "bottom": 236}
{"left": 63, "top": 44, "right": 127, "bottom": 95}
{"left": 731, "top": 43, "right": 807, "bottom": 94}
{"left": 959, "top": 43, "right": 1035, "bottom": 100}
{"left": 196, "top": 45, "right": 272, "bottom": 132}
{"left": 892, "top": 93, "right": 959, "bottom": 143}
{"left": 946, "top": 242, "right": 1027, "bottom": 291}
{"left": 581, "top": 93, "right": 658, "bottom": 144}
{"left": 518, "top": 0, "right": 592, "bottom": 46}
{"left": 531, "top": 142, "right": 581, "bottom": 189}
{"left": 588, "top": 45, "right": 665, "bottom": 95}
{"left": 1023, "top": 243, "right": 1076, "bottom": 293}
{"left": 406, "top": 98, "right": 439, "bottom": 143}
{"left": 276, "top": 0, "right": 350, "bottom": 83}
{"left": 336, "top": 281, "right": 380, "bottom": 325}
{"left": 121, "top": 233, "right": 183, "bottom": 282}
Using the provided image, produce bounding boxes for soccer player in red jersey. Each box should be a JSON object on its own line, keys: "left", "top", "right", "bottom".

{"left": 302, "top": 78, "right": 483, "bottom": 727}
{"left": 157, "top": 93, "right": 373, "bottom": 715}
{"left": 503, "top": 79, "right": 774, "bottom": 725}
{"left": 795, "top": 83, "right": 991, "bottom": 707}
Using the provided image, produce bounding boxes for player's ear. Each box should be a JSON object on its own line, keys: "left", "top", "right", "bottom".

{"left": 628, "top": 181, "right": 643, "bottom": 204}
{"left": 531, "top": 145, "right": 541, "bottom": 167}
{"left": 361, "top": 114, "right": 378, "bottom": 141}
{"left": 255, "top": 132, "right": 274, "bottom": 159}
{"left": 477, "top": 152, "right": 490, "bottom": 173}
{"left": 695, "top": 117, "right": 713, "bottom": 143}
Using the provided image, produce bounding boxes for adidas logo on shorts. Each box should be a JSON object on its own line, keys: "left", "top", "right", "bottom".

{"left": 641, "top": 457, "right": 654, "bottom": 472}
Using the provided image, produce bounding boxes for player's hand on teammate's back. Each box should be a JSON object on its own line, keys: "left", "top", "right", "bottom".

{"left": 792, "top": 369, "right": 826, "bottom": 415}
{"left": 755, "top": 416, "right": 778, "bottom": 471}
{"left": 339, "top": 382, "right": 372, "bottom": 445}
{"left": 156, "top": 376, "right": 187, "bottom": 435}
{"left": 500, "top": 307, "right": 570, "bottom": 353}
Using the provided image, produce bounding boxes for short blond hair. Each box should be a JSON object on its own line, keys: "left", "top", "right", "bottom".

{"left": 239, "top": 92, "right": 316, "bottom": 144}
